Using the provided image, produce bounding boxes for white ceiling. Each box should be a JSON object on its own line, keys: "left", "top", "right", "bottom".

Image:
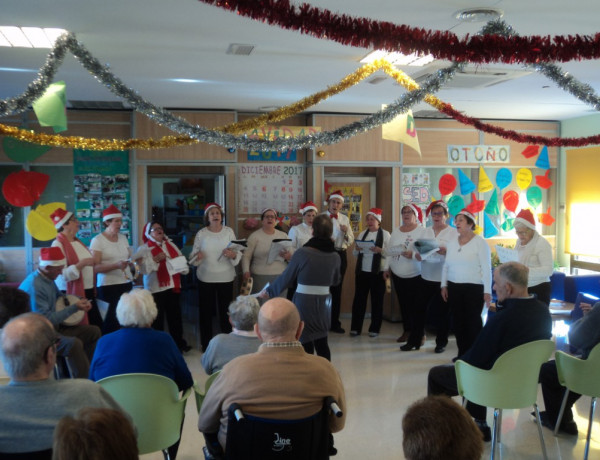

{"left": 2, "top": 0, "right": 600, "bottom": 123}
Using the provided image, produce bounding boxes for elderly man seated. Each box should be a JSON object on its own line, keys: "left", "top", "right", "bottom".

{"left": 201, "top": 295, "right": 261, "bottom": 375}
{"left": 0, "top": 313, "right": 127, "bottom": 455}
{"left": 19, "top": 247, "right": 100, "bottom": 378}
{"left": 198, "top": 297, "right": 346, "bottom": 457}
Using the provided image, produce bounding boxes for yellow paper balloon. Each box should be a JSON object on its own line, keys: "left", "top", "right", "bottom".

{"left": 478, "top": 166, "right": 493, "bottom": 193}
{"left": 474, "top": 225, "right": 483, "bottom": 236}
{"left": 37, "top": 202, "right": 67, "bottom": 219}
{"left": 25, "top": 202, "right": 65, "bottom": 241}
{"left": 516, "top": 168, "right": 532, "bottom": 190}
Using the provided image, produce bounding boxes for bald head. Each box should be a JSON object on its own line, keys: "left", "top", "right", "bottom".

{"left": 0, "top": 313, "right": 57, "bottom": 380}
{"left": 256, "top": 298, "right": 303, "bottom": 342}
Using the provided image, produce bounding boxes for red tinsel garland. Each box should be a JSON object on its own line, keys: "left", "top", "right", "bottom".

{"left": 438, "top": 103, "right": 600, "bottom": 147}
{"left": 199, "top": 0, "right": 600, "bottom": 64}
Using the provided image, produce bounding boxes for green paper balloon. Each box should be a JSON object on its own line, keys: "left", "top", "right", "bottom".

{"left": 447, "top": 195, "right": 465, "bottom": 216}
{"left": 2, "top": 136, "right": 51, "bottom": 163}
{"left": 501, "top": 218, "right": 515, "bottom": 231}
{"left": 526, "top": 186, "right": 543, "bottom": 208}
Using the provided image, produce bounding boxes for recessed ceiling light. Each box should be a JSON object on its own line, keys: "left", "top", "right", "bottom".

{"left": 360, "top": 50, "right": 434, "bottom": 67}
{"left": 170, "top": 78, "right": 205, "bottom": 83}
{"left": 0, "top": 26, "right": 67, "bottom": 48}
{"left": 453, "top": 8, "right": 503, "bottom": 23}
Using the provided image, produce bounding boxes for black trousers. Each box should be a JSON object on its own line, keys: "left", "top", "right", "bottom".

{"left": 350, "top": 270, "right": 385, "bottom": 335}
{"left": 391, "top": 273, "right": 422, "bottom": 339}
{"left": 96, "top": 282, "right": 132, "bottom": 334}
{"left": 329, "top": 250, "right": 347, "bottom": 330}
{"left": 152, "top": 288, "right": 187, "bottom": 350}
{"left": 302, "top": 336, "right": 331, "bottom": 361}
{"left": 540, "top": 360, "right": 581, "bottom": 425}
{"left": 198, "top": 280, "right": 233, "bottom": 351}
{"left": 447, "top": 282, "right": 484, "bottom": 357}
{"left": 428, "top": 363, "right": 487, "bottom": 420}
{"left": 84, "top": 287, "right": 104, "bottom": 329}
{"left": 421, "top": 279, "right": 450, "bottom": 347}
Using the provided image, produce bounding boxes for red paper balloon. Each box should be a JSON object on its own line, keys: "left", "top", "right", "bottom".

{"left": 521, "top": 145, "right": 540, "bottom": 158}
{"left": 535, "top": 170, "right": 553, "bottom": 189}
{"left": 502, "top": 190, "right": 520, "bottom": 213}
{"left": 438, "top": 174, "right": 457, "bottom": 196}
{"left": 465, "top": 192, "right": 485, "bottom": 213}
{"left": 1, "top": 170, "right": 50, "bottom": 207}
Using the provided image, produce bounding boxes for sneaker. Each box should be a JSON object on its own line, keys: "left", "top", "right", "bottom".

{"left": 368, "top": 332, "right": 379, "bottom": 338}
{"left": 475, "top": 420, "right": 492, "bottom": 442}
{"left": 349, "top": 331, "right": 359, "bottom": 337}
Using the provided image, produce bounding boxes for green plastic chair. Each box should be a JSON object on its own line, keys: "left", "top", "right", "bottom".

{"left": 97, "top": 373, "right": 190, "bottom": 460}
{"left": 455, "top": 339, "right": 555, "bottom": 460}
{"left": 194, "top": 370, "right": 221, "bottom": 413}
{"left": 555, "top": 342, "right": 600, "bottom": 460}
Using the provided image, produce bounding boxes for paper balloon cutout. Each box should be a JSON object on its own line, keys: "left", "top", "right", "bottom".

{"left": 2, "top": 135, "right": 51, "bottom": 163}
{"left": 438, "top": 174, "right": 457, "bottom": 196}
{"left": 478, "top": 166, "right": 493, "bottom": 193}
{"left": 447, "top": 195, "right": 465, "bottom": 216}
{"left": 474, "top": 225, "right": 483, "bottom": 236}
{"left": 458, "top": 169, "right": 475, "bottom": 195}
{"left": 526, "top": 186, "right": 543, "bottom": 208}
{"left": 32, "top": 81, "right": 67, "bottom": 132}
{"left": 503, "top": 190, "right": 520, "bottom": 213}
{"left": 535, "top": 170, "right": 553, "bottom": 189}
{"left": 496, "top": 168, "right": 512, "bottom": 190}
{"left": 538, "top": 207, "right": 555, "bottom": 226}
{"left": 483, "top": 213, "right": 499, "bottom": 238}
{"left": 535, "top": 146, "right": 550, "bottom": 169}
{"left": 485, "top": 189, "right": 500, "bottom": 215}
{"left": 516, "top": 168, "right": 532, "bottom": 190}
{"left": 26, "top": 202, "right": 65, "bottom": 241}
{"left": 521, "top": 145, "right": 540, "bottom": 158}
{"left": 466, "top": 192, "right": 485, "bottom": 214}
{"left": 501, "top": 217, "right": 515, "bottom": 231}
{"left": 2, "top": 170, "right": 50, "bottom": 207}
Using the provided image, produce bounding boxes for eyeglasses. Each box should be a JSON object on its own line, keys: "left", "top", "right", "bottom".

{"left": 431, "top": 211, "right": 445, "bottom": 217}
{"left": 150, "top": 227, "right": 164, "bottom": 233}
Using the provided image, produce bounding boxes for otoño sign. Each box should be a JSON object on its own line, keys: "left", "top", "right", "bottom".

{"left": 447, "top": 145, "right": 510, "bottom": 164}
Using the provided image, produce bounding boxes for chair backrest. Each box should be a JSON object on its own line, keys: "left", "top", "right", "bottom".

{"left": 0, "top": 449, "right": 52, "bottom": 460}
{"left": 456, "top": 339, "right": 555, "bottom": 410}
{"left": 556, "top": 342, "right": 600, "bottom": 398}
{"left": 194, "top": 370, "right": 221, "bottom": 413}
{"left": 224, "top": 400, "right": 330, "bottom": 460}
{"left": 97, "top": 373, "right": 190, "bottom": 455}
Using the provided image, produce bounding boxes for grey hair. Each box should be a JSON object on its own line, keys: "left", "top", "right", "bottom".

{"left": 228, "top": 295, "right": 260, "bottom": 331}
{"left": 496, "top": 261, "right": 529, "bottom": 289}
{"left": 0, "top": 313, "right": 55, "bottom": 379}
{"left": 116, "top": 289, "right": 157, "bottom": 327}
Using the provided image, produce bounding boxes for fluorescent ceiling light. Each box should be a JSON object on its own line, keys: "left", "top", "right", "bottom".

{"left": 170, "top": 78, "right": 205, "bottom": 83}
{"left": 360, "top": 50, "right": 434, "bottom": 67}
{"left": 0, "top": 26, "right": 67, "bottom": 48}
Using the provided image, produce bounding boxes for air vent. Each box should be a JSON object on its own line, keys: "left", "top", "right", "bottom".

{"left": 69, "top": 100, "right": 127, "bottom": 110}
{"left": 411, "top": 66, "right": 531, "bottom": 89}
{"left": 368, "top": 76, "right": 387, "bottom": 85}
{"left": 413, "top": 110, "right": 451, "bottom": 119}
{"left": 226, "top": 43, "right": 255, "bottom": 56}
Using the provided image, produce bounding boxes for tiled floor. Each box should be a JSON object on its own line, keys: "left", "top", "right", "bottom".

{"left": 142, "top": 318, "right": 599, "bottom": 459}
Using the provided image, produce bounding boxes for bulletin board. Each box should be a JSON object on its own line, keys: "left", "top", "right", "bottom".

{"left": 237, "top": 164, "right": 304, "bottom": 214}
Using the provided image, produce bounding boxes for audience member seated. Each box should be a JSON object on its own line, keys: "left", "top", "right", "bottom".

{"left": 18, "top": 247, "right": 101, "bottom": 378}
{"left": 427, "top": 261, "right": 552, "bottom": 441}
{"left": 0, "top": 313, "right": 126, "bottom": 454}
{"left": 89, "top": 288, "right": 193, "bottom": 460}
{"left": 52, "top": 407, "right": 138, "bottom": 460}
{"left": 202, "top": 295, "right": 261, "bottom": 375}
{"left": 0, "top": 286, "right": 31, "bottom": 378}
{"left": 198, "top": 297, "right": 346, "bottom": 456}
{"left": 539, "top": 301, "right": 600, "bottom": 435}
{"left": 402, "top": 395, "right": 484, "bottom": 460}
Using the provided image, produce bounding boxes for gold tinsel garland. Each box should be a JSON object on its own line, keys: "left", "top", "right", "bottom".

{"left": 0, "top": 60, "right": 448, "bottom": 151}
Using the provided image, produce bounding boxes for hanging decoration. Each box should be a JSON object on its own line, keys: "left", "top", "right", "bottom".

{"left": 466, "top": 193, "right": 485, "bottom": 214}
{"left": 25, "top": 202, "right": 65, "bottom": 241}
{"left": 2, "top": 134, "right": 51, "bottom": 162}
{"left": 521, "top": 145, "right": 540, "bottom": 159}
{"left": 32, "top": 81, "right": 68, "bottom": 132}
{"left": 501, "top": 214, "right": 515, "bottom": 231}
{"left": 478, "top": 166, "right": 493, "bottom": 193}
{"left": 535, "top": 170, "right": 554, "bottom": 189}
{"left": 198, "top": 1, "right": 600, "bottom": 64}
{"left": 526, "top": 186, "right": 543, "bottom": 208}
{"left": 2, "top": 170, "right": 50, "bottom": 207}
{"left": 485, "top": 189, "right": 500, "bottom": 216}
{"left": 483, "top": 213, "right": 499, "bottom": 238}
{"left": 438, "top": 174, "right": 457, "bottom": 196}
{"left": 502, "top": 190, "right": 520, "bottom": 213}
{"left": 535, "top": 146, "right": 551, "bottom": 169}
{"left": 458, "top": 170, "right": 476, "bottom": 195}
{"left": 447, "top": 195, "right": 465, "bottom": 217}
{"left": 516, "top": 168, "right": 533, "bottom": 190}
{"left": 495, "top": 168, "right": 512, "bottom": 190}
{"left": 538, "top": 207, "right": 556, "bottom": 226}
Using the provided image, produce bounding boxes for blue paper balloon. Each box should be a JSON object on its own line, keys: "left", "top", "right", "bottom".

{"left": 458, "top": 169, "right": 476, "bottom": 195}
{"left": 535, "top": 146, "right": 550, "bottom": 169}
{"left": 496, "top": 168, "right": 512, "bottom": 190}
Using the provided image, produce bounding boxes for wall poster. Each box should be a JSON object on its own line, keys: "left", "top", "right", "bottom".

{"left": 73, "top": 149, "right": 131, "bottom": 245}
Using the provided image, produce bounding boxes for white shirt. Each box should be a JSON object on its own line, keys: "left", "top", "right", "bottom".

{"left": 190, "top": 226, "right": 241, "bottom": 283}
{"left": 353, "top": 228, "right": 391, "bottom": 272}
{"left": 441, "top": 234, "right": 492, "bottom": 294}
{"left": 288, "top": 223, "right": 312, "bottom": 250}
{"left": 419, "top": 226, "right": 457, "bottom": 282}
{"left": 386, "top": 226, "right": 427, "bottom": 278}
{"left": 137, "top": 239, "right": 189, "bottom": 293}
{"left": 52, "top": 238, "right": 95, "bottom": 290}
{"left": 515, "top": 232, "right": 554, "bottom": 287}
{"left": 324, "top": 211, "right": 355, "bottom": 250}
{"left": 90, "top": 233, "right": 132, "bottom": 286}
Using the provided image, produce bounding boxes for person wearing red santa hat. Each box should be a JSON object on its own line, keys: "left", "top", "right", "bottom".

{"left": 50, "top": 207, "right": 102, "bottom": 328}
{"left": 190, "top": 203, "right": 243, "bottom": 351}
{"left": 323, "top": 190, "right": 355, "bottom": 334}
{"left": 289, "top": 201, "right": 318, "bottom": 250}
{"left": 441, "top": 209, "right": 492, "bottom": 358}
{"left": 18, "top": 246, "right": 101, "bottom": 378}
{"left": 90, "top": 204, "right": 133, "bottom": 334}
{"left": 136, "top": 221, "right": 192, "bottom": 353}
{"left": 386, "top": 203, "right": 427, "bottom": 350}
{"left": 349, "top": 208, "right": 391, "bottom": 337}
{"left": 513, "top": 209, "right": 554, "bottom": 305}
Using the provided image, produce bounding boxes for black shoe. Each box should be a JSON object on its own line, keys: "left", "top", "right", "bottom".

{"left": 534, "top": 411, "right": 578, "bottom": 435}
{"left": 475, "top": 420, "right": 492, "bottom": 442}
{"left": 400, "top": 343, "right": 420, "bottom": 351}
{"left": 330, "top": 326, "right": 345, "bottom": 334}
{"left": 434, "top": 346, "right": 445, "bottom": 353}
{"left": 180, "top": 344, "right": 193, "bottom": 353}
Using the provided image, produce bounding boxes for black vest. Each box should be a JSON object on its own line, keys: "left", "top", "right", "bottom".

{"left": 356, "top": 227, "right": 384, "bottom": 274}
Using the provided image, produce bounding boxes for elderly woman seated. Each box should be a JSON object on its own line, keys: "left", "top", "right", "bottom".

{"left": 201, "top": 295, "right": 261, "bottom": 375}
{"left": 89, "top": 288, "right": 193, "bottom": 392}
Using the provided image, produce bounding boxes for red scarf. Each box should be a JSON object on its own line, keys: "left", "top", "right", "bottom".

{"left": 55, "top": 232, "right": 90, "bottom": 325}
{"left": 147, "top": 238, "right": 181, "bottom": 293}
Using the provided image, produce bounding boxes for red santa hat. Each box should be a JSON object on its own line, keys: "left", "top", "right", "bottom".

{"left": 404, "top": 203, "right": 423, "bottom": 224}
{"left": 204, "top": 202, "right": 223, "bottom": 214}
{"left": 514, "top": 209, "right": 537, "bottom": 231}
{"left": 425, "top": 200, "right": 449, "bottom": 218}
{"left": 326, "top": 190, "right": 344, "bottom": 203}
{"left": 142, "top": 222, "right": 152, "bottom": 243}
{"left": 39, "top": 247, "right": 66, "bottom": 267}
{"left": 50, "top": 207, "right": 73, "bottom": 229}
{"left": 102, "top": 204, "right": 122, "bottom": 222}
{"left": 299, "top": 201, "right": 318, "bottom": 214}
{"left": 366, "top": 207, "right": 382, "bottom": 222}
{"left": 456, "top": 209, "right": 476, "bottom": 223}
